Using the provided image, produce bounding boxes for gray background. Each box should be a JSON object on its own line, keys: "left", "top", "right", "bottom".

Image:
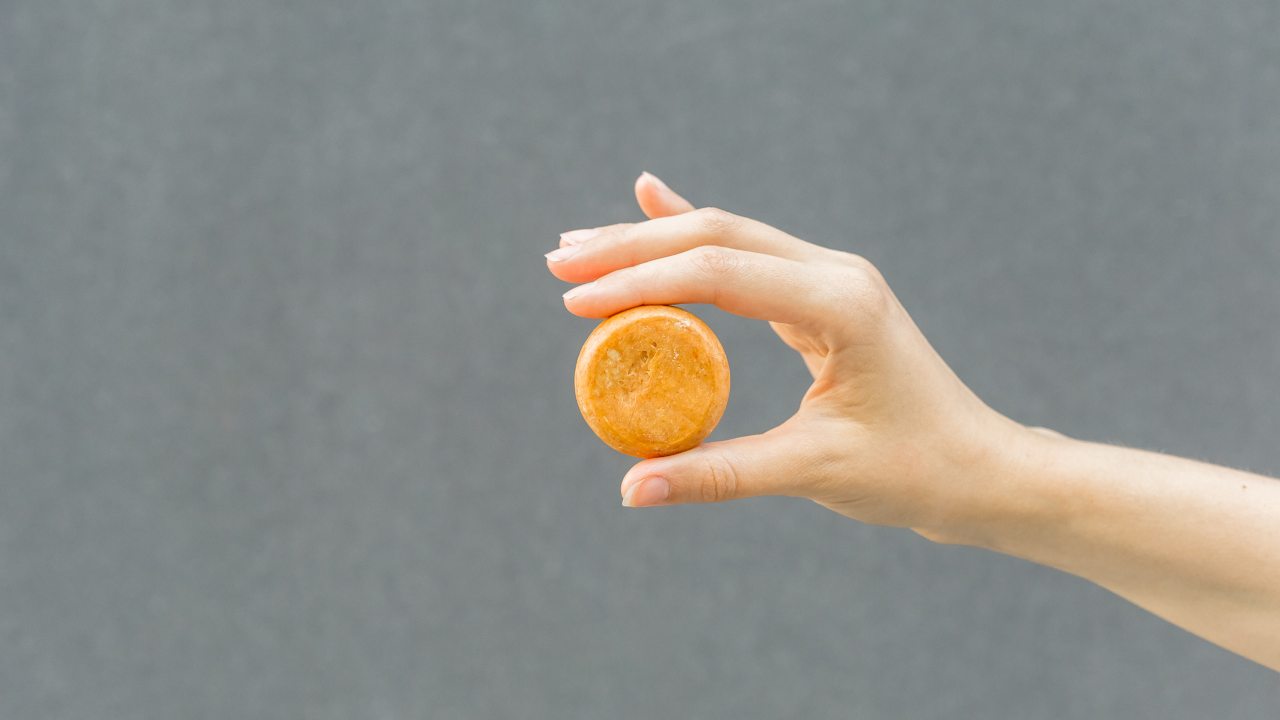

{"left": 1, "top": 0, "right": 1278, "bottom": 717}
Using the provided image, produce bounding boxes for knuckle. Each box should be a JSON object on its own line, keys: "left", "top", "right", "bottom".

{"left": 692, "top": 206, "right": 741, "bottom": 237}
{"left": 689, "top": 245, "right": 741, "bottom": 278}
{"left": 612, "top": 223, "right": 635, "bottom": 243}
{"left": 607, "top": 223, "right": 641, "bottom": 253}
{"left": 824, "top": 248, "right": 882, "bottom": 277}
{"left": 826, "top": 264, "right": 890, "bottom": 316}
{"left": 613, "top": 225, "right": 644, "bottom": 265}
{"left": 697, "top": 453, "right": 740, "bottom": 503}
{"left": 842, "top": 252, "right": 878, "bottom": 275}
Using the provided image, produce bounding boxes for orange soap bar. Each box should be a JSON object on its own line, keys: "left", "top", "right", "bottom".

{"left": 574, "top": 305, "right": 730, "bottom": 458}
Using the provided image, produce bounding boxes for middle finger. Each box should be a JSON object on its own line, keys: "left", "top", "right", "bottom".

{"left": 546, "top": 207, "right": 831, "bottom": 284}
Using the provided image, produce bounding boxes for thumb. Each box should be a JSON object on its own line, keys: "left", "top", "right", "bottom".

{"left": 619, "top": 427, "right": 820, "bottom": 507}
{"left": 634, "top": 171, "right": 696, "bottom": 219}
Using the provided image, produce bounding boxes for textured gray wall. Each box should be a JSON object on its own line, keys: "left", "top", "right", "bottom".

{"left": 2, "top": 1, "right": 1278, "bottom": 717}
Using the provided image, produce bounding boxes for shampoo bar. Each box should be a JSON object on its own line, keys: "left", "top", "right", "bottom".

{"left": 574, "top": 305, "right": 730, "bottom": 458}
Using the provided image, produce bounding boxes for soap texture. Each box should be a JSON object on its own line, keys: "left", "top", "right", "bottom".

{"left": 574, "top": 306, "right": 731, "bottom": 458}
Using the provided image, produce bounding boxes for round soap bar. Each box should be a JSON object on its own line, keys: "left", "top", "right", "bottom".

{"left": 574, "top": 305, "right": 730, "bottom": 458}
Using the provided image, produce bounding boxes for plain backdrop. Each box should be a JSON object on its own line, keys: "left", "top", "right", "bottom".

{"left": 2, "top": 1, "right": 1278, "bottom": 717}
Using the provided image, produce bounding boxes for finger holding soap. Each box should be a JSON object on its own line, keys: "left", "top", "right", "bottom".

{"left": 619, "top": 425, "right": 828, "bottom": 507}
{"left": 562, "top": 247, "right": 834, "bottom": 328}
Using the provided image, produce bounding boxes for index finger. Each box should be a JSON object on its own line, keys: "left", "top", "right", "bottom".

{"left": 563, "top": 246, "right": 835, "bottom": 327}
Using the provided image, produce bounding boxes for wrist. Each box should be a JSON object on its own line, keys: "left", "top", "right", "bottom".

{"left": 915, "top": 418, "right": 1080, "bottom": 552}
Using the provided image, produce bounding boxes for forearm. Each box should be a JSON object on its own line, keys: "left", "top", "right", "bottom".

{"left": 942, "top": 430, "right": 1280, "bottom": 670}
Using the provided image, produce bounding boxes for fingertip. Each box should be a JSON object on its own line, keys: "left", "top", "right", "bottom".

{"left": 561, "top": 284, "right": 610, "bottom": 318}
{"left": 622, "top": 458, "right": 664, "bottom": 492}
{"left": 634, "top": 174, "right": 661, "bottom": 219}
{"left": 634, "top": 171, "right": 694, "bottom": 219}
{"left": 635, "top": 170, "right": 669, "bottom": 195}
{"left": 620, "top": 448, "right": 698, "bottom": 501}
{"left": 621, "top": 476, "right": 670, "bottom": 507}
{"left": 545, "top": 256, "right": 581, "bottom": 282}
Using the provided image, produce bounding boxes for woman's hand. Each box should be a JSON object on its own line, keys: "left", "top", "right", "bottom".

{"left": 548, "top": 174, "right": 1280, "bottom": 670}
{"left": 547, "top": 173, "right": 1036, "bottom": 539}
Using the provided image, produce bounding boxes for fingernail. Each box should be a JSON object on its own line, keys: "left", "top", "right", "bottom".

{"left": 622, "top": 477, "right": 670, "bottom": 507}
{"left": 560, "top": 228, "right": 600, "bottom": 246}
{"left": 619, "top": 474, "right": 644, "bottom": 498}
{"left": 562, "top": 282, "right": 595, "bottom": 301}
{"left": 639, "top": 171, "right": 671, "bottom": 192}
{"left": 545, "top": 245, "right": 582, "bottom": 263}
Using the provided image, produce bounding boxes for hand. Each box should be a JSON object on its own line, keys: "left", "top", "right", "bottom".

{"left": 547, "top": 173, "right": 1035, "bottom": 537}
{"left": 549, "top": 174, "right": 1280, "bottom": 669}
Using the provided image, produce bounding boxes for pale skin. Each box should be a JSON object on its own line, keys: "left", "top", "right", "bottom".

{"left": 545, "top": 172, "right": 1280, "bottom": 671}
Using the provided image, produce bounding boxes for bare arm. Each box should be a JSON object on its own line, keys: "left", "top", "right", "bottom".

{"left": 546, "top": 172, "right": 1280, "bottom": 671}
{"left": 941, "top": 433, "right": 1280, "bottom": 669}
